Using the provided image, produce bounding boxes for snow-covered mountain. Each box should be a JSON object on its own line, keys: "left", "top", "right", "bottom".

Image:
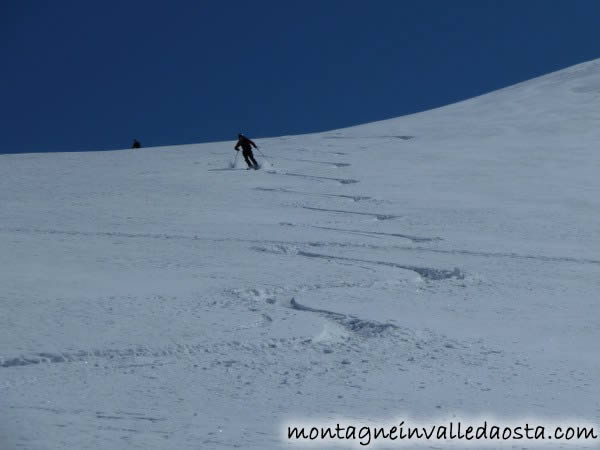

{"left": 1, "top": 59, "right": 599, "bottom": 449}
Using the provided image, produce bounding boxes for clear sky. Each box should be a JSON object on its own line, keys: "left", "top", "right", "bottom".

{"left": 2, "top": 0, "right": 600, "bottom": 153}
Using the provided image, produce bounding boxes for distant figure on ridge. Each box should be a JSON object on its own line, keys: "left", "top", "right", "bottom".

{"left": 235, "top": 133, "right": 259, "bottom": 169}
{"left": 132, "top": 139, "right": 141, "bottom": 149}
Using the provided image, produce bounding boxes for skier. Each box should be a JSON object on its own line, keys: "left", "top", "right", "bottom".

{"left": 234, "top": 133, "right": 259, "bottom": 169}
{"left": 132, "top": 139, "right": 141, "bottom": 149}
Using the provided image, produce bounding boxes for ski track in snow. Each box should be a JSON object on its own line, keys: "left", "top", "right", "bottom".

{"left": 1, "top": 277, "right": 496, "bottom": 373}
{"left": 289, "top": 298, "right": 399, "bottom": 338}
{"left": 310, "top": 225, "right": 442, "bottom": 243}
{"left": 295, "top": 250, "right": 464, "bottom": 281}
{"left": 301, "top": 206, "right": 398, "bottom": 220}
{"left": 269, "top": 156, "right": 351, "bottom": 167}
{"left": 2, "top": 227, "right": 596, "bottom": 266}
{"left": 207, "top": 167, "right": 248, "bottom": 172}
{"left": 269, "top": 171, "right": 359, "bottom": 184}
{"left": 254, "top": 187, "right": 372, "bottom": 202}
{"left": 229, "top": 285, "right": 506, "bottom": 368}
{"left": 251, "top": 244, "right": 464, "bottom": 281}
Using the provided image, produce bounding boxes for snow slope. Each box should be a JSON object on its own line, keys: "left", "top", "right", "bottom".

{"left": 1, "top": 59, "right": 600, "bottom": 449}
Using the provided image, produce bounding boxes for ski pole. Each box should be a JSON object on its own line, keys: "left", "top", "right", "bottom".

{"left": 231, "top": 150, "right": 239, "bottom": 168}
{"left": 255, "top": 146, "right": 273, "bottom": 165}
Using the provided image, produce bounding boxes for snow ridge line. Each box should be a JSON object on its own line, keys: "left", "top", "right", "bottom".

{"left": 393, "top": 245, "right": 600, "bottom": 265}
{"left": 0, "top": 339, "right": 298, "bottom": 369}
{"left": 0, "top": 227, "right": 204, "bottom": 242}
{"left": 0, "top": 227, "right": 435, "bottom": 252}
{"left": 4, "top": 227, "right": 590, "bottom": 265}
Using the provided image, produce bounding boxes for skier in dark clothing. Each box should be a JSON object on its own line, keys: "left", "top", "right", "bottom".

{"left": 235, "top": 133, "right": 259, "bottom": 169}
{"left": 132, "top": 139, "right": 141, "bottom": 149}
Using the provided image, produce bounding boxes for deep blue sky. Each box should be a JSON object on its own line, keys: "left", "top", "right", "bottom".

{"left": 2, "top": 1, "right": 600, "bottom": 153}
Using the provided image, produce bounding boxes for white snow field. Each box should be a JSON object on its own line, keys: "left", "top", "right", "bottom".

{"left": 1, "top": 59, "right": 600, "bottom": 449}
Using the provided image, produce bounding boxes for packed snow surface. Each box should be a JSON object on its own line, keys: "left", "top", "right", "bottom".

{"left": 1, "top": 60, "right": 600, "bottom": 449}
